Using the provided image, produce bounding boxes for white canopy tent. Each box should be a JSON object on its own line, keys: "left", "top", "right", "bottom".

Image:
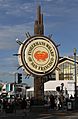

{"left": 27, "top": 80, "right": 75, "bottom": 97}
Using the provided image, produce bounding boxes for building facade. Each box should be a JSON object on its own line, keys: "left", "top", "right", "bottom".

{"left": 27, "top": 56, "right": 78, "bottom": 98}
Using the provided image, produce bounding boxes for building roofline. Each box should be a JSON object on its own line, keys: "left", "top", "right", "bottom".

{"left": 58, "top": 56, "right": 78, "bottom": 65}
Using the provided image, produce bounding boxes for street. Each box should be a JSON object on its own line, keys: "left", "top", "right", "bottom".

{"left": 0, "top": 109, "right": 78, "bottom": 119}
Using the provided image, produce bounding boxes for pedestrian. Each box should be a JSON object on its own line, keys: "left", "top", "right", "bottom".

{"left": 59, "top": 94, "right": 64, "bottom": 110}
{"left": 21, "top": 98, "right": 27, "bottom": 116}
{"left": 3, "top": 99, "right": 8, "bottom": 112}
{"left": 0, "top": 99, "right": 3, "bottom": 112}
{"left": 49, "top": 95, "right": 55, "bottom": 109}
{"left": 55, "top": 96, "right": 60, "bottom": 110}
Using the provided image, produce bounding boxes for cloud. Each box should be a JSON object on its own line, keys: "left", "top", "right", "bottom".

{"left": 43, "top": 0, "right": 78, "bottom": 15}
{"left": 0, "top": 22, "right": 34, "bottom": 50}
{"left": 42, "top": 0, "right": 78, "bottom": 28}
{"left": 0, "top": 0, "right": 34, "bottom": 17}
{"left": 0, "top": 0, "right": 77, "bottom": 52}
{"left": 0, "top": 0, "right": 78, "bottom": 84}
{"left": 44, "top": 0, "right": 52, "bottom": 1}
{"left": 0, "top": 55, "right": 19, "bottom": 77}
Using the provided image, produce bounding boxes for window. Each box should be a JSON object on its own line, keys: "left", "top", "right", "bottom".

{"left": 59, "top": 62, "right": 74, "bottom": 80}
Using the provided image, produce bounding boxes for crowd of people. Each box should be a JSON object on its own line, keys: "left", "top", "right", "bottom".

{"left": 44, "top": 93, "right": 75, "bottom": 110}
{"left": 0, "top": 93, "right": 74, "bottom": 113}
{"left": 0, "top": 97, "right": 28, "bottom": 113}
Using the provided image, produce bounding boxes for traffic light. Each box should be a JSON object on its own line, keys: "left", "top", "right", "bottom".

{"left": 18, "top": 73, "right": 22, "bottom": 83}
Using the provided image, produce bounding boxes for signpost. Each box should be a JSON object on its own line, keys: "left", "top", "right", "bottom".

{"left": 17, "top": 5, "right": 59, "bottom": 105}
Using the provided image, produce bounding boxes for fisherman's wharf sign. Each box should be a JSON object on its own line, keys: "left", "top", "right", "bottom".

{"left": 18, "top": 36, "right": 59, "bottom": 76}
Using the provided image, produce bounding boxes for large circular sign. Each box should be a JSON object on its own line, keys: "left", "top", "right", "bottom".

{"left": 18, "top": 35, "right": 59, "bottom": 76}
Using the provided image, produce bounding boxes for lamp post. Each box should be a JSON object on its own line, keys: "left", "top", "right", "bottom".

{"left": 14, "top": 72, "right": 17, "bottom": 113}
{"left": 74, "top": 48, "right": 77, "bottom": 99}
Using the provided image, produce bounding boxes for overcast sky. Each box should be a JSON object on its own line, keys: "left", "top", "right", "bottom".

{"left": 0, "top": 0, "right": 78, "bottom": 86}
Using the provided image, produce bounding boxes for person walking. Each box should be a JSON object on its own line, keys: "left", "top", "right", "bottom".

{"left": 49, "top": 95, "right": 55, "bottom": 110}
{"left": 21, "top": 98, "right": 27, "bottom": 116}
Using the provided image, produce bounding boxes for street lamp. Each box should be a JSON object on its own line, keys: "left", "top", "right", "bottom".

{"left": 74, "top": 48, "right": 77, "bottom": 99}
{"left": 14, "top": 72, "right": 17, "bottom": 113}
